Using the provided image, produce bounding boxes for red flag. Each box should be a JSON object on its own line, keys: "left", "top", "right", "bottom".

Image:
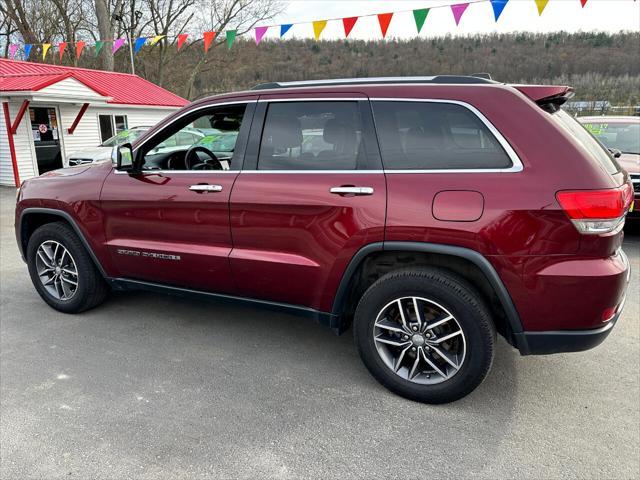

{"left": 343, "top": 17, "right": 358, "bottom": 38}
{"left": 177, "top": 33, "right": 188, "bottom": 50}
{"left": 377, "top": 13, "right": 393, "bottom": 38}
{"left": 58, "top": 42, "right": 67, "bottom": 61}
{"left": 75, "top": 41, "right": 85, "bottom": 59}
{"left": 203, "top": 31, "right": 216, "bottom": 53}
{"left": 580, "top": 0, "right": 588, "bottom": 6}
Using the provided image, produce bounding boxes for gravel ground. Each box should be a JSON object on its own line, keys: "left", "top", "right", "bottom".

{"left": 1, "top": 186, "right": 638, "bottom": 479}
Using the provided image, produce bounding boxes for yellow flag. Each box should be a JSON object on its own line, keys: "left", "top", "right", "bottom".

{"left": 42, "top": 43, "right": 51, "bottom": 60}
{"left": 150, "top": 35, "right": 165, "bottom": 46}
{"left": 535, "top": 0, "right": 549, "bottom": 15}
{"left": 312, "top": 20, "right": 327, "bottom": 40}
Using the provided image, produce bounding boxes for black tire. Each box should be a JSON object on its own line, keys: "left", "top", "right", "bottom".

{"left": 353, "top": 267, "right": 495, "bottom": 404}
{"left": 26, "top": 222, "right": 109, "bottom": 313}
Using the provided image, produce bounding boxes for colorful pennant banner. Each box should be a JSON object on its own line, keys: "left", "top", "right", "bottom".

{"left": 3, "top": 0, "right": 597, "bottom": 60}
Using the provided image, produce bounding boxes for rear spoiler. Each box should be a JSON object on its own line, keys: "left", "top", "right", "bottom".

{"left": 513, "top": 85, "right": 575, "bottom": 112}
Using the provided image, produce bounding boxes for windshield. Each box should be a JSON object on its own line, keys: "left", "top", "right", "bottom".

{"left": 552, "top": 110, "right": 620, "bottom": 175}
{"left": 100, "top": 128, "right": 147, "bottom": 147}
{"left": 581, "top": 121, "right": 640, "bottom": 155}
{"left": 194, "top": 131, "right": 239, "bottom": 153}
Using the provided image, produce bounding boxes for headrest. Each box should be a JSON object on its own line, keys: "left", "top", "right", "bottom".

{"left": 323, "top": 119, "right": 356, "bottom": 145}
{"left": 263, "top": 115, "right": 302, "bottom": 148}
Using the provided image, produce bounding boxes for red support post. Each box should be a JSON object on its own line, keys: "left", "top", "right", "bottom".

{"left": 67, "top": 103, "right": 90, "bottom": 135}
{"left": 10, "top": 99, "right": 30, "bottom": 135}
{"left": 3, "top": 102, "right": 21, "bottom": 188}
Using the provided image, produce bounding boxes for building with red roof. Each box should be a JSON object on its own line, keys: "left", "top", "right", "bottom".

{"left": 1, "top": 58, "right": 188, "bottom": 186}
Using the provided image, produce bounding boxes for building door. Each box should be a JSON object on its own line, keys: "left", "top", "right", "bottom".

{"left": 29, "top": 106, "right": 62, "bottom": 174}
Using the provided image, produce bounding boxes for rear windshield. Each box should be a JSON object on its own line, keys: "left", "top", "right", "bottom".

{"left": 551, "top": 110, "right": 620, "bottom": 175}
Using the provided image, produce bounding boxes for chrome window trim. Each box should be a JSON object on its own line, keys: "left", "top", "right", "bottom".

{"left": 369, "top": 97, "right": 523, "bottom": 173}
{"left": 114, "top": 170, "right": 239, "bottom": 175}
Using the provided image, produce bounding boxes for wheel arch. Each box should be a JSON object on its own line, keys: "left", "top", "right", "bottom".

{"left": 18, "top": 208, "right": 108, "bottom": 278}
{"left": 331, "top": 241, "right": 524, "bottom": 346}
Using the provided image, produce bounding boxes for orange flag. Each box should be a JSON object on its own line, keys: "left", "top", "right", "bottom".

{"left": 58, "top": 42, "right": 67, "bottom": 61}
{"left": 75, "top": 41, "right": 85, "bottom": 58}
{"left": 377, "top": 13, "right": 393, "bottom": 38}
{"left": 203, "top": 31, "right": 216, "bottom": 52}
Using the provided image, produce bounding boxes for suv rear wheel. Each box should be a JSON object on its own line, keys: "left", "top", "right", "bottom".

{"left": 353, "top": 267, "right": 495, "bottom": 404}
{"left": 26, "top": 222, "right": 109, "bottom": 313}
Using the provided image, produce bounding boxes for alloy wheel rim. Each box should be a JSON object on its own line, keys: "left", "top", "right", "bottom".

{"left": 373, "top": 296, "right": 466, "bottom": 385}
{"left": 35, "top": 240, "right": 79, "bottom": 301}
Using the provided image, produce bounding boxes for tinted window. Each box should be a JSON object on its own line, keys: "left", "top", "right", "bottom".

{"left": 258, "top": 102, "right": 365, "bottom": 170}
{"left": 551, "top": 110, "right": 620, "bottom": 175}
{"left": 372, "top": 101, "right": 512, "bottom": 170}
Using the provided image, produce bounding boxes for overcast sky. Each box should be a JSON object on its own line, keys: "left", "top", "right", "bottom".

{"left": 266, "top": 0, "right": 640, "bottom": 40}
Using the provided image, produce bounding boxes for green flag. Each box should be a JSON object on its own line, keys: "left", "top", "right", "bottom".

{"left": 94, "top": 40, "right": 105, "bottom": 56}
{"left": 413, "top": 8, "right": 429, "bottom": 33}
{"left": 226, "top": 30, "right": 236, "bottom": 50}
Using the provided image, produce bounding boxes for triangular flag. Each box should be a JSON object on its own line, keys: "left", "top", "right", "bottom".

{"left": 177, "top": 33, "right": 188, "bottom": 50}
{"left": 150, "top": 35, "right": 164, "bottom": 46}
{"left": 42, "top": 43, "right": 51, "bottom": 60}
{"left": 490, "top": 0, "right": 509, "bottom": 21}
{"left": 535, "top": 0, "right": 549, "bottom": 15}
{"left": 24, "top": 44, "right": 32, "bottom": 59}
{"left": 58, "top": 42, "right": 67, "bottom": 60}
{"left": 75, "top": 41, "right": 85, "bottom": 58}
{"left": 133, "top": 37, "right": 146, "bottom": 53}
{"left": 342, "top": 17, "right": 358, "bottom": 38}
{"left": 312, "top": 20, "right": 327, "bottom": 40}
{"left": 451, "top": 3, "right": 470, "bottom": 26}
{"left": 226, "top": 30, "right": 237, "bottom": 49}
{"left": 94, "top": 41, "right": 104, "bottom": 56}
{"left": 8, "top": 44, "right": 18, "bottom": 59}
{"left": 112, "top": 38, "right": 125, "bottom": 54}
{"left": 280, "top": 24, "right": 292, "bottom": 37}
{"left": 377, "top": 13, "right": 393, "bottom": 38}
{"left": 413, "top": 8, "right": 429, "bottom": 33}
{"left": 580, "top": 0, "right": 588, "bottom": 7}
{"left": 203, "top": 31, "right": 216, "bottom": 53}
{"left": 255, "top": 26, "right": 268, "bottom": 45}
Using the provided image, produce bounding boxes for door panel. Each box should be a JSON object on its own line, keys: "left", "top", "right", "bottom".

{"left": 101, "top": 171, "right": 238, "bottom": 293}
{"left": 229, "top": 96, "right": 386, "bottom": 312}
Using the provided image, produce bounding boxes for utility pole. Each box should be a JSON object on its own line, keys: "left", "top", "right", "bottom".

{"left": 112, "top": 6, "right": 142, "bottom": 75}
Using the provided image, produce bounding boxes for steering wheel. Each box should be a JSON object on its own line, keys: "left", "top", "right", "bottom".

{"left": 185, "top": 145, "right": 223, "bottom": 171}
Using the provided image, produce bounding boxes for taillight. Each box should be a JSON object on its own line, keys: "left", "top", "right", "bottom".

{"left": 556, "top": 183, "right": 633, "bottom": 234}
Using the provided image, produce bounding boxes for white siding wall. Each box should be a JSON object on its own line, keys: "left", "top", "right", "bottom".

{"left": 0, "top": 101, "right": 37, "bottom": 186}
{"left": 37, "top": 77, "right": 105, "bottom": 100}
{"left": 58, "top": 105, "right": 177, "bottom": 165}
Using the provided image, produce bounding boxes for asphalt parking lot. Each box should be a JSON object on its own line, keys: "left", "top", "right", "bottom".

{"left": 0, "top": 186, "right": 638, "bottom": 479}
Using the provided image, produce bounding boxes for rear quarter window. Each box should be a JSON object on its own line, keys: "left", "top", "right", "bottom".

{"left": 551, "top": 110, "right": 621, "bottom": 175}
{"left": 371, "top": 101, "right": 513, "bottom": 170}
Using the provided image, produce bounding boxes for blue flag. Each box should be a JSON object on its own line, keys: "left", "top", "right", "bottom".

{"left": 134, "top": 37, "right": 147, "bottom": 53}
{"left": 280, "top": 24, "right": 293, "bottom": 37}
{"left": 490, "top": 0, "right": 509, "bottom": 21}
{"left": 24, "top": 44, "right": 32, "bottom": 58}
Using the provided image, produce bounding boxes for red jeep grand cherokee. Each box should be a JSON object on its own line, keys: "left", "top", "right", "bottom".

{"left": 15, "top": 77, "right": 633, "bottom": 404}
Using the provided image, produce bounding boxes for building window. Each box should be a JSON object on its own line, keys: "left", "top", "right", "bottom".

{"left": 98, "top": 114, "right": 128, "bottom": 143}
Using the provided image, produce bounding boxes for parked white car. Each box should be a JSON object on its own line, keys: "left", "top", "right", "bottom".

{"left": 67, "top": 126, "right": 205, "bottom": 166}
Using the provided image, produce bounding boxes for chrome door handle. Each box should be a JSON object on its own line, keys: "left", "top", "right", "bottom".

{"left": 189, "top": 184, "right": 223, "bottom": 193}
{"left": 330, "top": 186, "right": 374, "bottom": 196}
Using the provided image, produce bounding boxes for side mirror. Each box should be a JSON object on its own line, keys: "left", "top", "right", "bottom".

{"left": 111, "top": 143, "right": 135, "bottom": 171}
{"left": 608, "top": 148, "right": 622, "bottom": 159}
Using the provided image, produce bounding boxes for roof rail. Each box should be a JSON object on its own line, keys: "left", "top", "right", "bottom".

{"left": 251, "top": 75, "right": 497, "bottom": 90}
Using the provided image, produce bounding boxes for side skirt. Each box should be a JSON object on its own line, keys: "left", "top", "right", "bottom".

{"left": 109, "top": 278, "right": 342, "bottom": 333}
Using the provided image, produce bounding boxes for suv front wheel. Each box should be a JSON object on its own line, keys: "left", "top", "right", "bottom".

{"left": 354, "top": 267, "right": 495, "bottom": 404}
{"left": 26, "top": 222, "right": 109, "bottom": 313}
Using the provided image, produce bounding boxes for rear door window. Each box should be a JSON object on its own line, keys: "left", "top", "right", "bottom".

{"left": 372, "top": 101, "right": 513, "bottom": 170}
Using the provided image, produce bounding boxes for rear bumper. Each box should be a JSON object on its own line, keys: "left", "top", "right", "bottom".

{"left": 513, "top": 249, "right": 629, "bottom": 355}
{"left": 514, "top": 303, "right": 622, "bottom": 355}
